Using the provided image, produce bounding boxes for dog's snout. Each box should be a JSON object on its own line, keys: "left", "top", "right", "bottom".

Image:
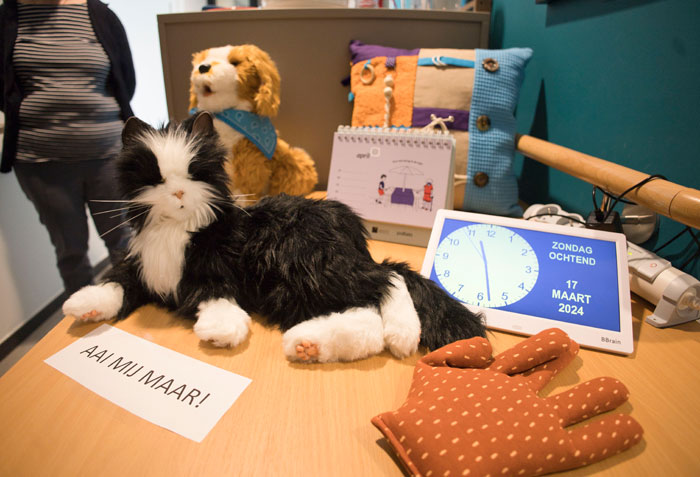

{"left": 198, "top": 64, "right": 211, "bottom": 74}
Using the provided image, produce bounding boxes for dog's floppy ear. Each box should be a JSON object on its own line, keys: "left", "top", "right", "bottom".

{"left": 249, "top": 46, "right": 281, "bottom": 117}
{"left": 189, "top": 49, "right": 208, "bottom": 110}
{"left": 122, "top": 116, "right": 155, "bottom": 145}
{"left": 189, "top": 84, "right": 198, "bottom": 110}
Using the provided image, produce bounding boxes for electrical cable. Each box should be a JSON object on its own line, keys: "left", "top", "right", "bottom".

{"left": 680, "top": 249, "right": 700, "bottom": 271}
{"left": 591, "top": 185, "right": 635, "bottom": 221}
{"left": 596, "top": 186, "right": 637, "bottom": 207}
{"left": 653, "top": 226, "right": 689, "bottom": 254}
{"left": 679, "top": 228, "right": 700, "bottom": 270}
{"left": 591, "top": 187, "right": 603, "bottom": 221}
{"left": 649, "top": 226, "right": 699, "bottom": 271}
{"left": 590, "top": 173, "right": 699, "bottom": 272}
{"left": 602, "top": 174, "right": 667, "bottom": 222}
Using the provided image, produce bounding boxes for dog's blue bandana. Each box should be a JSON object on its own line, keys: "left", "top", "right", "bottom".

{"left": 190, "top": 108, "right": 277, "bottom": 159}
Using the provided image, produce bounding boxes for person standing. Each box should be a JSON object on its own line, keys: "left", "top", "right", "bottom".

{"left": 0, "top": 0, "right": 135, "bottom": 294}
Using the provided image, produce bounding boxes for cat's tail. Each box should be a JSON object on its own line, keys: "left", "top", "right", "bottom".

{"left": 380, "top": 260, "right": 486, "bottom": 352}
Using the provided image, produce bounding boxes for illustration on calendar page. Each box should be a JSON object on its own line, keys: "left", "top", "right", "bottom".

{"left": 328, "top": 131, "right": 454, "bottom": 229}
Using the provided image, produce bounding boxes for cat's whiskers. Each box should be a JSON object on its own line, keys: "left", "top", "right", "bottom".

{"left": 90, "top": 199, "right": 146, "bottom": 203}
{"left": 92, "top": 204, "right": 149, "bottom": 216}
{"left": 209, "top": 196, "right": 252, "bottom": 217}
{"left": 229, "top": 193, "right": 257, "bottom": 207}
{"left": 232, "top": 202, "right": 251, "bottom": 217}
{"left": 99, "top": 208, "right": 150, "bottom": 238}
{"left": 230, "top": 193, "right": 256, "bottom": 201}
{"left": 111, "top": 209, "right": 145, "bottom": 219}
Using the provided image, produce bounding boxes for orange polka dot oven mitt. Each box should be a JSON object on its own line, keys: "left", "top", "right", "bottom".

{"left": 371, "top": 328, "right": 643, "bottom": 476}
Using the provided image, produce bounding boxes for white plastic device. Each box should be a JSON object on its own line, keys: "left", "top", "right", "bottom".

{"left": 422, "top": 209, "right": 634, "bottom": 354}
{"left": 525, "top": 203, "right": 700, "bottom": 327}
{"left": 627, "top": 242, "right": 700, "bottom": 327}
{"left": 523, "top": 203, "right": 586, "bottom": 228}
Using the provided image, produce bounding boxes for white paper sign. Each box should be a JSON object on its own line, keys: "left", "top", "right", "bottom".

{"left": 45, "top": 324, "right": 251, "bottom": 442}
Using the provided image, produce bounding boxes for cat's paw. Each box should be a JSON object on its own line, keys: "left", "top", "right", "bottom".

{"left": 62, "top": 282, "right": 124, "bottom": 322}
{"left": 193, "top": 298, "right": 251, "bottom": 348}
{"left": 295, "top": 340, "right": 320, "bottom": 362}
{"left": 384, "top": 327, "right": 420, "bottom": 359}
{"left": 283, "top": 325, "right": 325, "bottom": 363}
{"left": 282, "top": 307, "right": 384, "bottom": 363}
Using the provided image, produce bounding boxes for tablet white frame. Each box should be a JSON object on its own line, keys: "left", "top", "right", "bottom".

{"left": 421, "top": 209, "right": 634, "bottom": 355}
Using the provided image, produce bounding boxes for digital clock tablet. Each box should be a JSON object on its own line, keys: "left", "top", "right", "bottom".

{"left": 421, "top": 209, "right": 634, "bottom": 354}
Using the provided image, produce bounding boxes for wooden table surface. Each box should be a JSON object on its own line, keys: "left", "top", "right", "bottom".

{"left": 1, "top": 239, "right": 699, "bottom": 476}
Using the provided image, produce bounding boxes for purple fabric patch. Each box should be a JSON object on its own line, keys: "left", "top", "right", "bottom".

{"left": 349, "top": 40, "right": 419, "bottom": 64}
{"left": 412, "top": 108, "right": 470, "bottom": 131}
{"left": 385, "top": 56, "right": 397, "bottom": 69}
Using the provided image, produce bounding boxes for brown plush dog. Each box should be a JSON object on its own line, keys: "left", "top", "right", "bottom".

{"left": 189, "top": 44, "right": 318, "bottom": 201}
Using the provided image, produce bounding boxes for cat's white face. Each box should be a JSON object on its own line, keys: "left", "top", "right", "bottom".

{"left": 134, "top": 130, "right": 219, "bottom": 232}
{"left": 117, "top": 113, "right": 231, "bottom": 298}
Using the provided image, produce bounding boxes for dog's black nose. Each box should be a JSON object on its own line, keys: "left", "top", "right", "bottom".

{"left": 198, "top": 64, "right": 211, "bottom": 74}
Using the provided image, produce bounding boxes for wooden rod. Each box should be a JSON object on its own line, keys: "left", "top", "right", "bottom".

{"left": 515, "top": 134, "right": 700, "bottom": 230}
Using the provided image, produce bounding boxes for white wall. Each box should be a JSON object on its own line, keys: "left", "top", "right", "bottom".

{"left": 109, "top": 0, "right": 207, "bottom": 126}
{"left": 0, "top": 0, "right": 205, "bottom": 345}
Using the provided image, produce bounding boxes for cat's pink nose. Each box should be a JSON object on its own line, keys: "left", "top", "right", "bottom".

{"left": 173, "top": 190, "right": 184, "bottom": 200}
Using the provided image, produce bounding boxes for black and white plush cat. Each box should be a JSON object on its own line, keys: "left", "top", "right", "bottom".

{"left": 63, "top": 112, "right": 485, "bottom": 363}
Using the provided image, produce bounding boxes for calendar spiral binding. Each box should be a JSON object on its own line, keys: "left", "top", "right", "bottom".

{"left": 335, "top": 125, "right": 454, "bottom": 149}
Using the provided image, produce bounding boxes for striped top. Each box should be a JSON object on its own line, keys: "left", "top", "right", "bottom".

{"left": 14, "top": 3, "right": 123, "bottom": 163}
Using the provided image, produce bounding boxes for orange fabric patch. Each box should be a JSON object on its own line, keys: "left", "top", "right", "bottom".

{"left": 350, "top": 56, "right": 418, "bottom": 128}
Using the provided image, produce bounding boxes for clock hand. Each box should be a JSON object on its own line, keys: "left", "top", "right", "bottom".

{"left": 467, "top": 236, "right": 484, "bottom": 260}
{"left": 480, "top": 240, "right": 491, "bottom": 301}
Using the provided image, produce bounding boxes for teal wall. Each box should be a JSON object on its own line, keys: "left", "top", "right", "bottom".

{"left": 491, "top": 0, "right": 700, "bottom": 279}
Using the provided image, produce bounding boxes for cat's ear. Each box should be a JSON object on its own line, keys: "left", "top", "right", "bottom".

{"left": 122, "top": 116, "right": 155, "bottom": 145}
{"left": 191, "top": 111, "right": 215, "bottom": 137}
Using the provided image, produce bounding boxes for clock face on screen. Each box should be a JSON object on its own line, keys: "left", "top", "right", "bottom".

{"left": 432, "top": 224, "right": 540, "bottom": 308}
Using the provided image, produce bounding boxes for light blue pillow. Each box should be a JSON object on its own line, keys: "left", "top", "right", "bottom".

{"left": 465, "top": 48, "right": 533, "bottom": 216}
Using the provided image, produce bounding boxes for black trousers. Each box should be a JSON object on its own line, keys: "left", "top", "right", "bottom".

{"left": 14, "top": 159, "right": 129, "bottom": 295}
